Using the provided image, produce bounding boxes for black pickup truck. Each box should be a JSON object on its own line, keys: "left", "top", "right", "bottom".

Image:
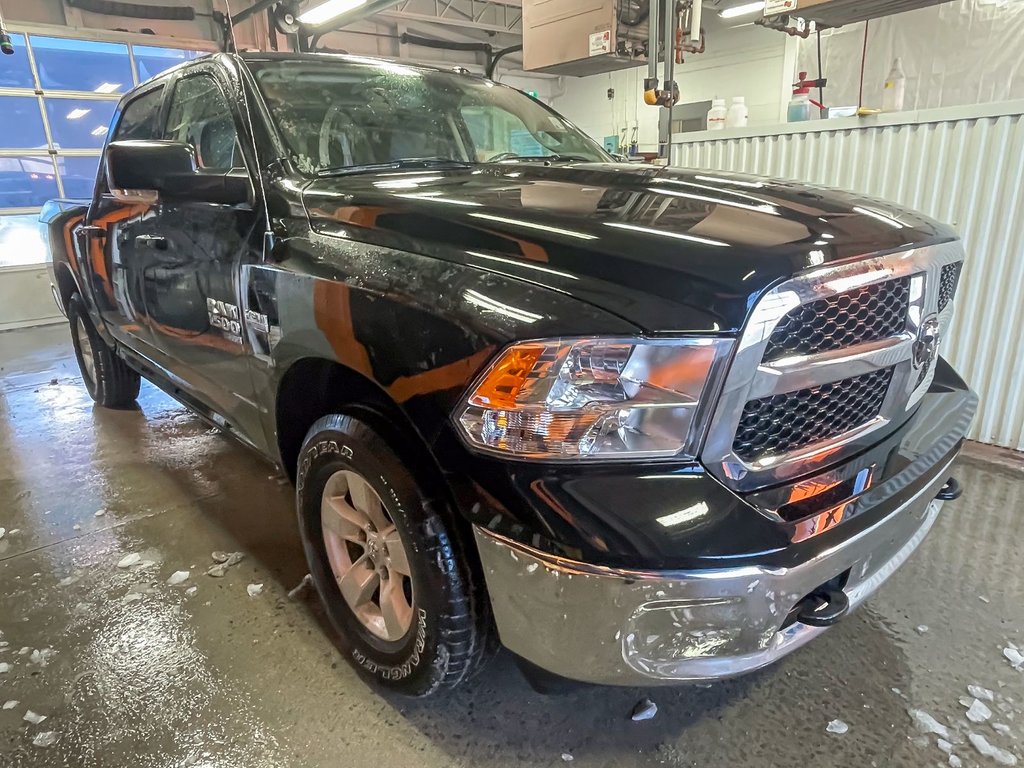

{"left": 43, "top": 51, "right": 977, "bottom": 696}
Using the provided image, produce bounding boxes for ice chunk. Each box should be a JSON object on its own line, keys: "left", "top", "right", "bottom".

{"left": 94, "top": 509, "right": 106, "bottom": 517}
{"left": 993, "top": 724, "right": 1012, "bottom": 737}
{"left": 909, "top": 709, "right": 951, "bottom": 739}
{"left": 247, "top": 583, "right": 264, "bottom": 598}
{"left": 117, "top": 553, "right": 141, "bottom": 569}
{"left": 0, "top": 528, "right": 5, "bottom": 539}
{"left": 23, "top": 710, "right": 47, "bottom": 724}
{"left": 58, "top": 574, "right": 80, "bottom": 587}
{"left": 967, "top": 699, "right": 993, "bottom": 723}
{"left": 287, "top": 574, "right": 312, "bottom": 600}
{"left": 526, "top": 563, "right": 539, "bottom": 574}
{"left": 937, "top": 739, "right": 953, "bottom": 753}
{"left": 970, "top": 685, "right": 996, "bottom": 702}
{"left": 2, "top": 700, "right": 17, "bottom": 709}
{"left": 1004, "top": 647, "right": 1024, "bottom": 670}
{"left": 949, "top": 755, "right": 962, "bottom": 768}
{"left": 185, "top": 586, "right": 198, "bottom": 597}
{"left": 166, "top": 570, "right": 190, "bottom": 586}
{"left": 826, "top": 719, "right": 849, "bottom": 735}
{"left": 630, "top": 698, "right": 658, "bottom": 721}
{"left": 916, "top": 625, "right": 929, "bottom": 634}
{"left": 122, "top": 593, "right": 143, "bottom": 603}
{"left": 969, "top": 733, "right": 1018, "bottom": 765}
{"left": 561, "top": 754, "right": 574, "bottom": 762}
{"left": 979, "top": 596, "right": 991, "bottom": 604}
{"left": 29, "top": 648, "right": 54, "bottom": 667}
{"left": 32, "top": 732, "right": 58, "bottom": 747}
{"left": 0, "top": 662, "right": 10, "bottom": 674}
{"left": 206, "top": 552, "right": 244, "bottom": 577}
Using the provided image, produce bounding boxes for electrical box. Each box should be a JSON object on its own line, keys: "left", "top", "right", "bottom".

{"left": 523, "top": 0, "right": 648, "bottom": 76}
{"left": 764, "top": 0, "right": 953, "bottom": 27}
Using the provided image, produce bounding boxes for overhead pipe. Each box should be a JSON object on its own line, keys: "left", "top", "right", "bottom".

{"left": 644, "top": 0, "right": 659, "bottom": 103}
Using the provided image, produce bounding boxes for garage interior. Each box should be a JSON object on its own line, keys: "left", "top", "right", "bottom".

{"left": 1, "top": 0, "right": 1023, "bottom": 766}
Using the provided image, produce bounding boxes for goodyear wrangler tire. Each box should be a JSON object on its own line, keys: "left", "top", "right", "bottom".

{"left": 68, "top": 293, "right": 141, "bottom": 408}
{"left": 296, "top": 413, "right": 489, "bottom": 696}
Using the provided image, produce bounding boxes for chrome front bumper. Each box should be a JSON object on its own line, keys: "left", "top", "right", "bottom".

{"left": 474, "top": 461, "right": 952, "bottom": 686}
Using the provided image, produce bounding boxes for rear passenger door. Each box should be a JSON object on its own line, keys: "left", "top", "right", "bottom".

{"left": 139, "top": 66, "right": 264, "bottom": 445}
{"left": 82, "top": 83, "right": 165, "bottom": 355}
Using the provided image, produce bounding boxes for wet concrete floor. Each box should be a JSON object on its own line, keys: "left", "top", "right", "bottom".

{"left": 0, "top": 323, "right": 1022, "bottom": 768}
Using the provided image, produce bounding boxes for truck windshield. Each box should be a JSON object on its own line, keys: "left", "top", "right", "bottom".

{"left": 246, "top": 57, "right": 609, "bottom": 175}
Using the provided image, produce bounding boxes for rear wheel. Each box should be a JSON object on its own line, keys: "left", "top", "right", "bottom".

{"left": 296, "top": 413, "right": 490, "bottom": 696}
{"left": 68, "top": 294, "right": 140, "bottom": 408}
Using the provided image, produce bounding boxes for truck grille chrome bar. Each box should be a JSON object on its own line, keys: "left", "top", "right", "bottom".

{"left": 702, "top": 241, "right": 965, "bottom": 492}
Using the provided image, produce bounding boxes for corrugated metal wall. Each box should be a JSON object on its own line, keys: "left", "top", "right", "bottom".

{"left": 672, "top": 104, "right": 1024, "bottom": 450}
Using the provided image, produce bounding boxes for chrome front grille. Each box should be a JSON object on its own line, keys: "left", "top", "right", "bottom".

{"left": 763, "top": 277, "right": 911, "bottom": 362}
{"left": 702, "top": 241, "right": 966, "bottom": 492}
{"left": 733, "top": 368, "right": 895, "bottom": 462}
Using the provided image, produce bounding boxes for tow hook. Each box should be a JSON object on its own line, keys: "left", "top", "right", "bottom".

{"left": 795, "top": 587, "right": 850, "bottom": 628}
{"left": 936, "top": 477, "right": 963, "bottom": 501}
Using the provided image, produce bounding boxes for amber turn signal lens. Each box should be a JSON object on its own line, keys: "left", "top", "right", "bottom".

{"left": 467, "top": 344, "right": 545, "bottom": 410}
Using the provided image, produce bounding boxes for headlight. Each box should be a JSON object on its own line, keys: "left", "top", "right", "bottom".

{"left": 456, "top": 337, "right": 733, "bottom": 461}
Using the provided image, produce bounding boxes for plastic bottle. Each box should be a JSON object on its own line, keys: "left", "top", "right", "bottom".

{"left": 726, "top": 96, "right": 749, "bottom": 128}
{"left": 882, "top": 57, "right": 906, "bottom": 112}
{"left": 706, "top": 98, "right": 727, "bottom": 130}
{"left": 788, "top": 90, "right": 811, "bottom": 122}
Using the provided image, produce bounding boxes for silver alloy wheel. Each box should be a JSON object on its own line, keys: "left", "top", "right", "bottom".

{"left": 75, "top": 315, "right": 97, "bottom": 386}
{"left": 321, "top": 469, "right": 414, "bottom": 642}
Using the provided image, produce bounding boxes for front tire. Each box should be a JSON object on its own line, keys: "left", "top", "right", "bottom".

{"left": 68, "top": 294, "right": 140, "bottom": 408}
{"left": 296, "top": 413, "right": 489, "bottom": 696}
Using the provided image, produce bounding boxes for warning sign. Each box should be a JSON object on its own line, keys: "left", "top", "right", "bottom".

{"left": 589, "top": 29, "right": 612, "bottom": 57}
{"left": 764, "top": 0, "right": 798, "bottom": 14}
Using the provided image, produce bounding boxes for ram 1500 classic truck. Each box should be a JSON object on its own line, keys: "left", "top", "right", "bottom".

{"left": 43, "top": 51, "right": 977, "bottom": 696}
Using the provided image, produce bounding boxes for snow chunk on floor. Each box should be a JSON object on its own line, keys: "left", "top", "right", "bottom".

{"left": 23, "top": 710, "right": 47, "bottom": 724}
{"left": 967, "top": 698, "right": 994, "bottom": 723}
{"left": 166, "top": 570, "right": 190, "bottom": 586}
{"left": 116, "top": 553, "right": 141, "bottom": 569}
{"left": 2, "top": 700, "right": 18, "bottom": 709}
{"left": 206, "top": 552, "right": 244, "bottom": 577}
{"left": 561, "top": 753, "right": 574, "bottom": 762}
{"left": 1004, "top": 647, "right": 1024, "bottom": 670}
{"left": 916, "top": 625, "right": 929, "bottom": 634}
{"left": 937, "top": 739, "right": 953, "bottom": 753}
{"left": 970, "top": 685, "right": 996, "bottom": 702}
{"left": 969, "top": 733, "right": 1018, "bottom": 765}
{"left": 246, "top": 583, "right": 264, "bottom": 598}
{"left": 949, "top": 755, "right": 963, "bottom": 768}
{"left": 32, "top": 732, "right": 58, "bottom": 747}
{"left": 630, "top": 698, "right": 658, "bottom": 721}
{"left": 29, "top": 648, "right": 54, "bottom": 667}
{"left": 826, "top": 719, "right": 849, "bottom": 735}
{"left": 0, "top": 662, "right": 11, "bottom": 674}
{"left": 909, "top": 709, "right": 951, "bottom": 739}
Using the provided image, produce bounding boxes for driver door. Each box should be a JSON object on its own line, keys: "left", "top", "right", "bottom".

{"left": 138, "top": 66, "right": 264, "bottom": 446}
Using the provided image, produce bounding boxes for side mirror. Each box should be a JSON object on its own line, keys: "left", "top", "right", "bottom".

{"left": 105, "top": 140, "right": 250, "bottom": 206}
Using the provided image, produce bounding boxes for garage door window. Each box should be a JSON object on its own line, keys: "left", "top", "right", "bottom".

{"left": 0, "top": 33, "right": 210, "bottom": 269}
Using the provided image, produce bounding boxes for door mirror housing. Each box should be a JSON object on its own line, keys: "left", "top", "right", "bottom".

{"left": 105, "top": 140, "right": 251, "bottom": 206}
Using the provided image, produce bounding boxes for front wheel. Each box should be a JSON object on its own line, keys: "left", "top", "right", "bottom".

{"left": 296, "top": 413, "right": 490, "bottom": 696}
{"left": 68, "top": 294, "right": 140, "bottom": 408}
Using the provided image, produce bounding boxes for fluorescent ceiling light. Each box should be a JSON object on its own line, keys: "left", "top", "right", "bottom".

{"left": 66, "top": 108, "right": 91, "bottom": 120}
{"left": 720, "top": 1, "right": 765, "bottom": 18}
{"left": 298, "top": 0, "right": 368, "bottom": 26}
{"left": 90, "top": 126, "right": 108, "bottom": 136}
{"left": 94, "top": 82, "right": 121, "bottom": 94}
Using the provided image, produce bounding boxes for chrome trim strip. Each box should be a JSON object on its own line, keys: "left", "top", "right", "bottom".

{"left": 702, "top": 241, "right": 965, "bottom": 491}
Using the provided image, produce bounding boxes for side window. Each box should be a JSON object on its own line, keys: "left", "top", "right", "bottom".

{"left": 164, "top": 74, "right": 242, "bottom": 172}
{"left": 460, "top": 104, "right": 546, "bottom": 161}
{"left": 114, "top": 87, "right": 165, "bottom": 141}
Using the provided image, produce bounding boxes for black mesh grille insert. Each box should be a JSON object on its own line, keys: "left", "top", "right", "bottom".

{"left": 938, "top": 262, "right": 962, "bottom": 312}
{"left": 733, "top": 368, "right": 895, "bottom": 462}
{"left": 763, "top": 278, "right": 910, "bottom": 362}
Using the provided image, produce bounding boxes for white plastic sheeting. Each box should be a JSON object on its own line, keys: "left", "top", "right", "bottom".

{"left": 795, "top": 0, "right": 1024, "bottom": 111}
{"left": 671, "top": 101, "right": 1024, "bottom": 451}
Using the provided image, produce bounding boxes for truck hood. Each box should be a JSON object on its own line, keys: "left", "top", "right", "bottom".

{"left": 302, "top": 163, "right": 958, "bottom": 333}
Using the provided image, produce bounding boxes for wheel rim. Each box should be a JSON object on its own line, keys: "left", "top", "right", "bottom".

{"left": 75, "top": 315, "right": 97, "bottom": 386}
{"left": 320, "top": 470, "right": 414, "bottom": 642}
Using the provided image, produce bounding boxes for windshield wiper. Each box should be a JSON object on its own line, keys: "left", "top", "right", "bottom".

{"left": 486, "top": 153, "right": 594, "bottom": 164}
{"left": 317, "top": 157, "right": 476, "bottom": 178}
